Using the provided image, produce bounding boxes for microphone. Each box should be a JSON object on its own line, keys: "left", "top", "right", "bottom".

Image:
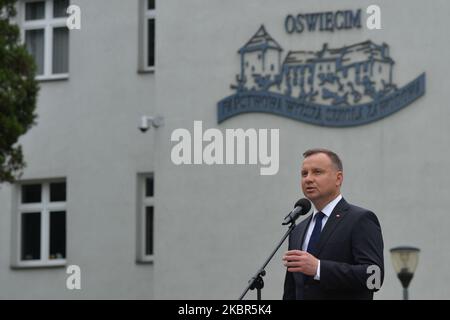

{"left": 282, "top": 198, "right": 311, "bottom": 225}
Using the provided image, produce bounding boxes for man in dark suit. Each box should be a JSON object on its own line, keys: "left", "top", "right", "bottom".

{"left": 282, "top": 148, "right": 384, "bottom": 300}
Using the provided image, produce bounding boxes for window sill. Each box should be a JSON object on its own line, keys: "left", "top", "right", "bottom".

{"left": 136, "top": 256, "right": 154, "bottom": 264}
{"left": 11, "top": 260, "right": 66, "bottom": 269}
{"left": 36, "top": 74, "right": 69, "bottom": 82}
{"left": 138, "top": 67, "right": 155, "bottom": 74}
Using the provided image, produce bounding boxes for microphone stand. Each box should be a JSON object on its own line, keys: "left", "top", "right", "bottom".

{"left": 238, "top": 221, "right": 297, "bottom": 300}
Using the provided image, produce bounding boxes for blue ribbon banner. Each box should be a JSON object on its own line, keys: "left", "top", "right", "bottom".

{"left": 218, "top": 73, "right": 425, "bottom": 127}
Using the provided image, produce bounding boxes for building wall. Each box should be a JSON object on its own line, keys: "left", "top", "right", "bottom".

{"left": 0, "top": 0, "right": 156, "bottom": 299}
{"left": 154, "top": 0, "right": 450, "bottom": 300}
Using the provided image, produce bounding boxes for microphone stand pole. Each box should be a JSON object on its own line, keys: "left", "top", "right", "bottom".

{"left": 238, "top": 221, "right": 297, "bottom": 300}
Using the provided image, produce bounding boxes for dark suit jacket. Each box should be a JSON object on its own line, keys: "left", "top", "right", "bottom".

{"left": 283, "top": 198, "right": 384, "bottom": 300}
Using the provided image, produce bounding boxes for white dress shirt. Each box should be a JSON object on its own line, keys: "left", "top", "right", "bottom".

{"left": 302, "top": 194, "right": 343, "bottom": 280}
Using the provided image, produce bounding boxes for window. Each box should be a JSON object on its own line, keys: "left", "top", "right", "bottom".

{"left": 13, "top": 180, "right": 67, "bottom": 267}
{"left": 145, "top": 206, "right": 154, "bottom": 256}
{"left": 139, "top": 0, "right": 155, "bottom": 72}
{"left": 21, "top": 0, "right": 69, "bottom": 80}
{"left": 137, "top": 173, "right": 154, "bottom": 262}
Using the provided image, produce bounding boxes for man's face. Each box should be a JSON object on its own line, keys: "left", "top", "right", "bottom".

{"left": 301, "top": 153, "right": 343, "bottom": 206}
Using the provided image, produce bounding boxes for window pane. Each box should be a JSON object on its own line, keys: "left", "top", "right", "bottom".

{"left": 21, "top": 212, "right": 41, "bottom": 260}
{"left": 53, "top": 0, "right": 69, "bottom": 17}
{"left": 148, "top": 0, "right": 155, "bottom": 10}
{"left": 21, "top": 184, "right": 42, "bottom": 203}
{"left": 145, "top": 176, "right": 154, "bottom": 197}
{"left": 25, "top": 1, "right": 45, "bottom": 20}
{"left": 52, "top": 27, "right": 69, "bottom": 74}
{"left": 147, "top": 19, "right": 155, "bottom": 67}
{"left": 25, "top": 29, "right": 45, "bottom": 75}
{"left": 145, "top": 206, "right": 153, "bottom": 255}
{"left": 50, "top": 182, "right": 66, "bottom": 202}
{"left": 49, "top": 211, "right": 66, "bottom": 259}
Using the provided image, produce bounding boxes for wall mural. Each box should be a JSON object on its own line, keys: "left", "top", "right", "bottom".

{"left": 218, "top": 25, "right": 425, "bottom": 127}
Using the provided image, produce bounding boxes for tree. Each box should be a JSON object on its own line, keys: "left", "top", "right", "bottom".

{"left": 0, "top": 0, "right": 39, "bottom": 183}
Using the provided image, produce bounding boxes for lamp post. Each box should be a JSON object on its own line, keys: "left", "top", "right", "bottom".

{"left": 390, "top": 246, "right": 420, "bottom": 300}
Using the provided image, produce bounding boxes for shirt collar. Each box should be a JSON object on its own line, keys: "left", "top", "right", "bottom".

{"left": 313, "top": 194, "right": 343, "bottom": 219}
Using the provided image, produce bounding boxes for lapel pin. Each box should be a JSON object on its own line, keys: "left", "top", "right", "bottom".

{"left": 336, "top": 214, "right": 341, "bottom": 218}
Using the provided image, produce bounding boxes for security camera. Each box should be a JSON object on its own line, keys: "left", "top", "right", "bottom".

{"left": 139, "top": 116, "right": 150, "bottom": 132}
{"left": 139, "top": 115, "right": 164, "bottom": 132}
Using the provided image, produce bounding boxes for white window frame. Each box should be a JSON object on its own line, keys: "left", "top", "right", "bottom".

{"left": 12, "top": 179, "right": 67, "bottom": 268}
{"left": 136, "top": 173, "right": 154, "bottom": 263}
{"left": 138, "top": 0, "right": 155, "bottom": 73}
{"left": 19, "top": 0, "right": 69, "bottom": 81}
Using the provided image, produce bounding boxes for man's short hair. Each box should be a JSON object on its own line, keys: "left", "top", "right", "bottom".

{"left": 303, "top": 148, "right": 343, "bottom": 171}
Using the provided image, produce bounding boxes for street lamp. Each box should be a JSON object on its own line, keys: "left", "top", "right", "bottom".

{"left": 390, "top": 246, "right": 420, "bottom": 300}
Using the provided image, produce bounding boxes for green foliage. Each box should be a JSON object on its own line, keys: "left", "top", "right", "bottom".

{"left": 0, "top": 0, "right": 39, "bottom": 183}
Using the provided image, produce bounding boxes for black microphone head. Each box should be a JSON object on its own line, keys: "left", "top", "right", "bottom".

{"left": 294, "top": 198, "right": 311, "bottom": 215}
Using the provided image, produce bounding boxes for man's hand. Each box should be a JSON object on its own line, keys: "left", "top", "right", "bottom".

{"left": 283, "top": 250, "right": 319, "bottom": 276}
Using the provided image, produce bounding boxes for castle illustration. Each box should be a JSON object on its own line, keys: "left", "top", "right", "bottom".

{"left": 232, "top": 25, "right": 398, "bottom": 106}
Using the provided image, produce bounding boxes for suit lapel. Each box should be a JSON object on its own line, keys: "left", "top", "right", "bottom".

{"left": 315, "top": 198, "right": 350, "bottom": 256}
{"left": 293, "top": 215, "right": 313, "bottom": 285}
{"left": 295, "top": 214, "right": 313, "bottom": 250}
